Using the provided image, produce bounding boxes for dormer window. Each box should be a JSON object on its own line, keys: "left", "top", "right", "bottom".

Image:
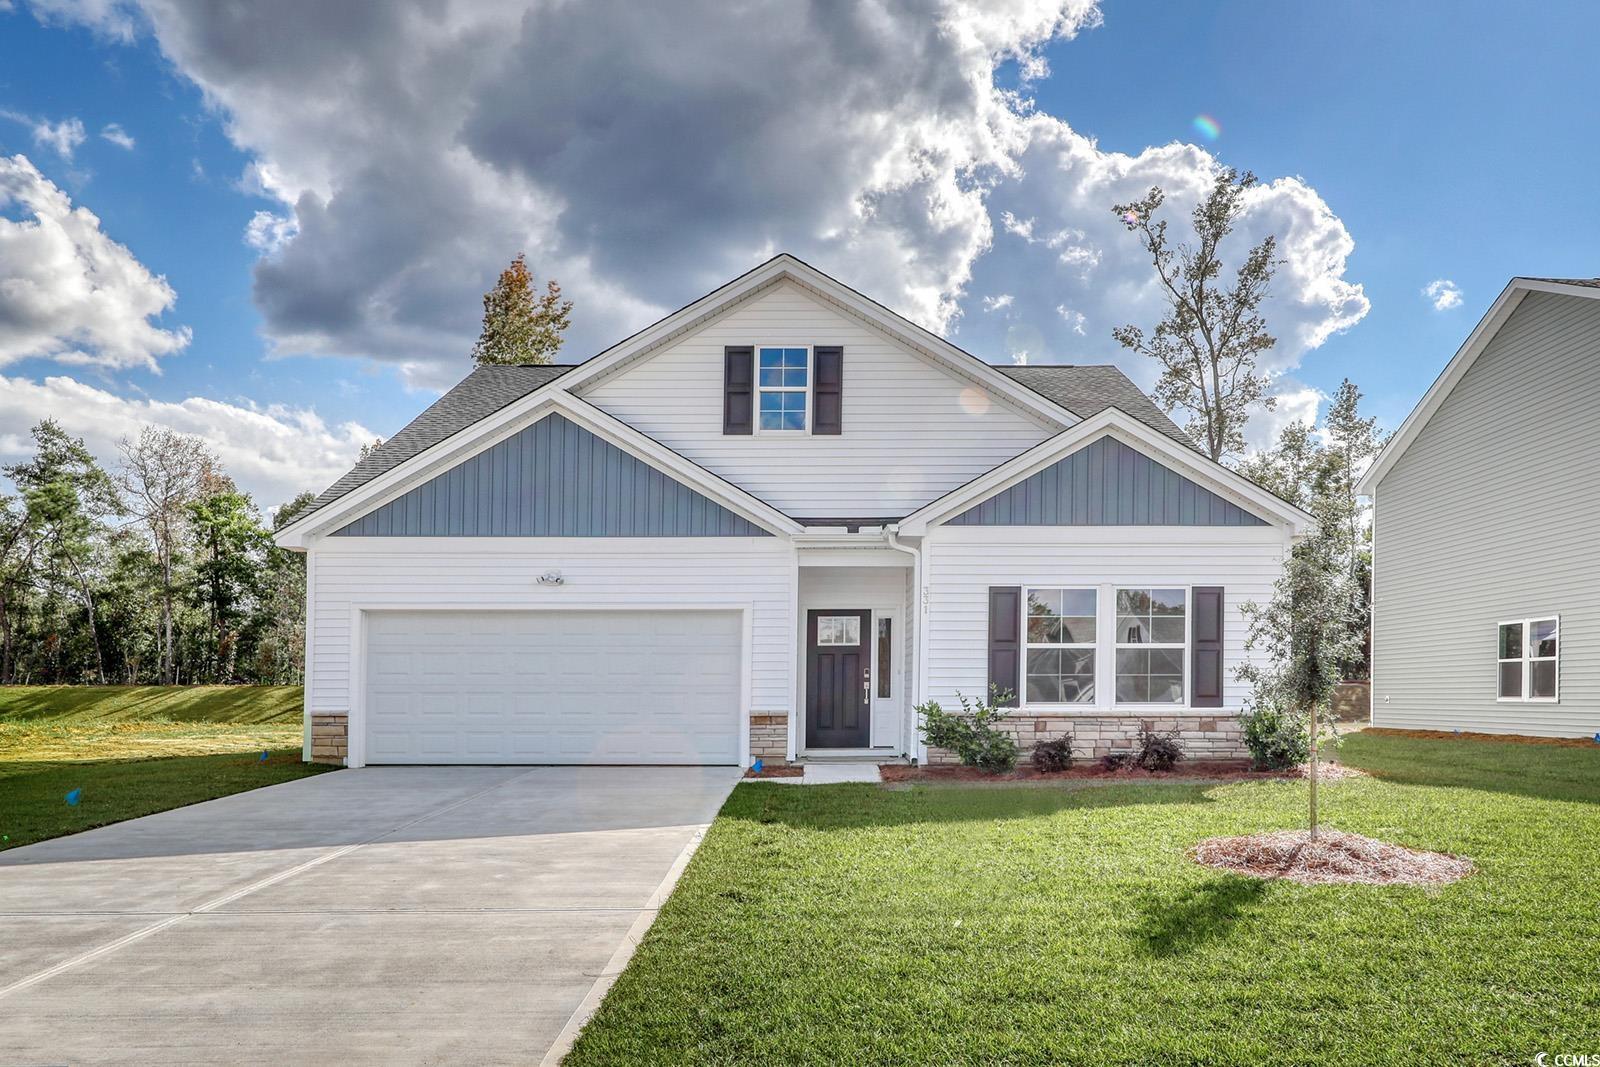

{"left": 757, "top": 347, "right": 809, "bottom": 432}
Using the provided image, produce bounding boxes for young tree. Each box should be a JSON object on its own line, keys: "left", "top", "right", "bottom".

{"left": 471, "top": 254, "right": 573, "bottom": 366}
{"left": 1113, "top": 168, "right": 1279, "bottom": 463}
{"left": 117, "top": 427, "right": 216, "bottom": 683}
{"left": 187, "top": 481, "right": 272, "bottom": 682}
{"left": 0, "top": 494, "right": 40, "bottom": 684}
{"left": 1235, "top": 419, "right": 1319, "bottom": 509}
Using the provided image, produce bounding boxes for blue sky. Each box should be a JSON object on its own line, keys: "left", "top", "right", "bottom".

{"left": 1, "top": 1, "right": 1596, "bottom": 502}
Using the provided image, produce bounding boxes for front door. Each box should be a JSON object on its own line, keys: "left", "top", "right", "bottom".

{"left": 805, "top": 609, "right": 872, "bottom": 748}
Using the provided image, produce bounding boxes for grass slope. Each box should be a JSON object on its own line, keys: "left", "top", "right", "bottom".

{"left": 567, "top": 732, "right": 1600, "bottom": 1065}
{"left": 0, "top": 685, "right": 303, "bottom": 724}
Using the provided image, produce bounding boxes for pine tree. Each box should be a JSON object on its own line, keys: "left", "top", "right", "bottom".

{"left": 471, "top": 254, "right": 573, "bottom": 365}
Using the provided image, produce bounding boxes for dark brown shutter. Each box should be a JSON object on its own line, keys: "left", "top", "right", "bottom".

{"left": 1191, "top": 586, "right": 1224, "bottom": 707}
{"left": 987, "top": 586, "right": 1021, "bottom": 707}
{"left": 813, "top": 345, "right": 843, "bottom": 435}
{"left": 723, "top": 346, "right": 754, "bottom": 435}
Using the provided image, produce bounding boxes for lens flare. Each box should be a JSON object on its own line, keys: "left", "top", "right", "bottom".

{"left": 1192, "top": 114, "right": 1221, "bottom": 141}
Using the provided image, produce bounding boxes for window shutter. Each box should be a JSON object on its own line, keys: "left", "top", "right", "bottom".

{"left": 1191, "top": 586, "right": 1224, "bottom": 708}
{"left": 813, "top": 345, "right": 843, "bottom": 435}
{"left": 723, "top": 346, "right": 754, "bottom": 435}
{"left": 987, "top": 586, "right": 1021, "bottom": 707}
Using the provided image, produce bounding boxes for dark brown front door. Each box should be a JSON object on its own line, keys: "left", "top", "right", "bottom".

{"left": 806, "top": 609, "right": 872, "bottom": 748}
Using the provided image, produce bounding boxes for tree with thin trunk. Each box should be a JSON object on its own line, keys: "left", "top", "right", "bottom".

{"left": 471, "top": 254, "right": 573, "bottom": 366}
{"left": 117, "top": 427, "right": 216, "bottom": 684}
{"left": 1113, "top": 168, "right": 1279, "bottom": 463}
{"left": 0, "top": 494, "right": 39, "bottom": 684}
{"left": 187, "top": 480, "right": 271, "bottom": 683}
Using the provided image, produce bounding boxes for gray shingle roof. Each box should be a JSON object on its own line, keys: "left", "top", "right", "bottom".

{"left": 995, "top": 364, "right": 1198, "bottom": 451}
{"left": 303, "top": 364, "right": 573, "bottom": 517}
{"left": 297, "top": 359, "right": 1195, "bottom": 525}
{"left": 1522, "top": 277, "right": 1600, "bottom": 288}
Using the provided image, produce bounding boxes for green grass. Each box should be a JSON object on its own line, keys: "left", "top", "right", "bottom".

{"left": 567, "top": 732, "right": 1600, "bottom": 1065}
{"left": 0, "top": 684, "right": 329, "bottom": 851}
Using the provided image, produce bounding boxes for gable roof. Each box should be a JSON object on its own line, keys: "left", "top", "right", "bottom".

{"left": 994, "top": 365, "right": 1196, "bottom": 451}
{"left": 1357, "top": 276, "right": 1600, "bottom": 495}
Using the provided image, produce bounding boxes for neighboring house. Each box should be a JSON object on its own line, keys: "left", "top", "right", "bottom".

{"left": 275, "top": 255, "right": 1309, "bottom": 768}
{"left": 1358, "top": 277, "right": 1600, "bottom": 739}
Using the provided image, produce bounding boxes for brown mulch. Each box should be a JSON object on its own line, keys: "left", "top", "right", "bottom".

{"left": 1366, "top": 727, "right": 1600, "bottom": 748}
{"left": 743, "top": 765, "right": 804, "bottom": 779}
{"left": 1192, "top": 829, "right": 1475, "bottom": 887}
{"left": 877, "top": 760, "right": 1364, "bottom": 784}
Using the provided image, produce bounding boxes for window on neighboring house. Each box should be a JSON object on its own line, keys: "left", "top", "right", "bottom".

{"left": 1498, "top": 617, "right": 1558, "bottom": 701}
{"left": 1115, "top": 588, "right": 1187, "bottom": 704}
{"left": 1024, "top": 588, "right": 1097, "bottom": 704}
{"left": 757, "top": 347, "right": 809, "bottom": 432}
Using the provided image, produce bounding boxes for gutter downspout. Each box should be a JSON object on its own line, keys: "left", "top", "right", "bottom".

{"left": 884, "top": 525, "right": 925, "bottom": 764}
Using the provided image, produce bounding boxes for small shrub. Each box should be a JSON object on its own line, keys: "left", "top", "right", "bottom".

{"left": 1135, "top": 726, "right": 1184, "bottom": 772}
{"left": 1239, "top": 702, "right": 1310, "bottom": 770}
{"left": 1101, "top": 752, "right": 1134, "bottom": 772}
{"left": 917, "top": 687, "right": 1018, "bottom": 773}
{"left": 1030, "top": 735, "right": 1075, "bottom": 773}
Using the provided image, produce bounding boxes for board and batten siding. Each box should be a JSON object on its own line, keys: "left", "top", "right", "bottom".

{"left": 1372, "top": 290, "right": 1600, "bottom": 737}
{"left": 578, "top": 280, "right": 1057, "bottom": 516}
{"left": 922, "top": 525, "right": 1288, "bottom": 712}
{"left": 305, "top": 538, "right": 796, "bottom": 717}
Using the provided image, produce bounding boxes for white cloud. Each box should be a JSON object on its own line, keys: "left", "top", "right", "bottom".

{"left": 0, "top": 154, "right": 191, "bottom": 371}
{"left": 1423, "top": 278, "right": 1463, "bottom": 311}
{"left": 1245, "top": 383, "right": 1323, "bottom": 452}
{"left": 1055, "top": 305, "right": 1086, "bottom": 334}
{"left": 982, "top": 293, "right": 1014, "bottom": 312}
{"left": 99, "top": 122, "right": 135, "bottom": 149}
{"left": 31, "top": 116, "right": 86, "bottom": 160}
{"left": 243, "top": 210, "right": 297, "bottom": 254}
{"left": 0, "top": 374, "right": 373, "bottom": 507}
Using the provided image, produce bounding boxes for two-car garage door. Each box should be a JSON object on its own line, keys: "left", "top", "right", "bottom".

{"left": 362, "top": 610, "right": 743, "bottom": 764}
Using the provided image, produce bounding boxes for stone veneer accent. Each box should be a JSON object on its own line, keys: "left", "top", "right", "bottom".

{"left": 310, "top": 713, "right": 348, "bottom": 765}
{"left": 750, "top": 712, "right": 789, "bottom": 766}
{"left": 928, "top": 713, "right": 1246, "bottom": 765}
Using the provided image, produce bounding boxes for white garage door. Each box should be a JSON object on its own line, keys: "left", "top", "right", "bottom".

{"left": 363, "top": 610, "right": 743, "bottom": 764}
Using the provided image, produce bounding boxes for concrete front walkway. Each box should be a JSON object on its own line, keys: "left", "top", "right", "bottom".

{"left": 0, "top": 765, "right": 740, "bottom": 1066}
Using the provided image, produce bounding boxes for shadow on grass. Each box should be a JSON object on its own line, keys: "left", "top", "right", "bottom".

{"left": 0, "top": 686, "right": 302, "bottom": 725}
{"left": 1132, "top": 875, "right": 1269, "bottom": 957}
{"left": 723, "top": 779, "right": 1217, "bottom": 830}
{"left": 1338, "top": 732, "right": 1600, "bottom": 806}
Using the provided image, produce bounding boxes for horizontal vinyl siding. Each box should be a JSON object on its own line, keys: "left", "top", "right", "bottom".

{"left": 306, "top": 539, "right": 794, "bottom": 715}
{"left": 1373, "top": 291, "right": 1600, "bottom": 737}
{"left": 578, "top": 280, "right": 1055, "bottom": 516}
{"left": 924, "top": 526, "right": 1287, "bottom": 712}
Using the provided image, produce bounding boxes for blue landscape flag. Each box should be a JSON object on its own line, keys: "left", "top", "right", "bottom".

{"left": 65, "top": 788, "right": 81, "bottom": 806}
{"left": 751, "top": 759, "right": 764, "bottom": 774}
{"left": 260, "top": 750, "right": 270, "bottom": 762}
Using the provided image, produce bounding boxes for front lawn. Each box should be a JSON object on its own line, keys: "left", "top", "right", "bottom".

{"left": 567, "top": 732, "right": 1600, "bottom": 1065}
{"left": 0, "top": 685, "right": 329, "bottom": 851}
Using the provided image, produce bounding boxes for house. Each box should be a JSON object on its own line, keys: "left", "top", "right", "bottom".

{"left": 1357, "top": 277, "right": 1600, "bottom": 740}
{"left": 273, "top": 255, "right": 1310, "bottom": 768}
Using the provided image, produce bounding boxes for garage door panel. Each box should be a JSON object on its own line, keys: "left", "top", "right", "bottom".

{"left": 362, "top": 610, "right": 742, "bottom": 765}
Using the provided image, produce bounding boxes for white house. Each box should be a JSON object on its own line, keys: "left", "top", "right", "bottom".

{"left": 1358, "top": 277, "right": 1600, "bottom": 739}
{"left": 274, "top": 255, "right": 1309, "bottom": 768}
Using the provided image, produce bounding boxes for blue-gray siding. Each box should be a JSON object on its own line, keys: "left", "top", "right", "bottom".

{"left": 948, "top": 436, "right": 1267, "bottom": 527}
{"left": 333, "top": 413, "right": 770, "bottom": 537}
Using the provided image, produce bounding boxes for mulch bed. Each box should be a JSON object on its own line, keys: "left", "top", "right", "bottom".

{"left": 743, "top": 765, "right": 805, "bottom": 779}
{"left": 1366, "top": 727, "right": 1600, "bottom": 749}
{"left": 877, "top": 760, "right": 1365, "bottom": 784}
{"left": 1192, "top": 829, "right": 1475, "bottom": 886}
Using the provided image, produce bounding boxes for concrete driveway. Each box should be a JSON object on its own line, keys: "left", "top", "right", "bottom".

{"left": 0, "top": 765, "right": 740, "bottom": 1066}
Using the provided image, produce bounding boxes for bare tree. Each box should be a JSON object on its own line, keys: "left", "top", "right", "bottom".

{"left": 1113, "top": 168, "right": 1279, "bottom": 463}
{"left": 118, "top": 427, "right": 216, "bottom": 684}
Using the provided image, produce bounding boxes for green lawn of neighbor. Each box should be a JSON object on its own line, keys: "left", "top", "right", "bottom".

{"left": 0, "top": 685, "right": 332, "bottom": 851}
{"left": 566, "top": 732, "right": 1600, "bottom": 1065}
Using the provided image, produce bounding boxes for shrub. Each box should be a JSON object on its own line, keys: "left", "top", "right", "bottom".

{"left": 1031, "top": 735, "right": 1075, "bottom": 773}
{"left": 1238, "top": 702, "right": 1311, "bottom": 770}
{"left": 1134, "top": 726, "right": 1184, "bottom": 772}
{"left": 1101, "top": 752, "right": 1134, "bottom": 771}
{"left": 917, "top": 687, "right": 1018, "bottom": 773}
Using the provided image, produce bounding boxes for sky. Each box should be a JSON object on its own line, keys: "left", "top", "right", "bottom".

{"left": 1, "top": 0, "right": 1596, "bottom": 508}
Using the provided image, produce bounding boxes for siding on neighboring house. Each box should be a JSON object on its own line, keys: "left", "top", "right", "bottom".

{"left": 1372, "top": 290, "right": 1600, "bottom": 737}
{"left": 332, "top": 412, "right": 768, "bottom": 537}
{"left": 922, "top": 525, "right": 1288, "bottom": 713}
{"left": 305, "top": 538, "right": 796, "bottom": 717}
{"left": 577, "top": 279, "right": 1058, "bottom": 516}
{"left": 948, "top": 435, "right": 1268, "bottom": 526}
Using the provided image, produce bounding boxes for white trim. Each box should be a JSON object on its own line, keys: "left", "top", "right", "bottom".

{"left": 753, "top": 344, "right": 812, "bottom": 435}
{"left": 275, "top": 390, "right": 803, "bottom": 547}
{"left": 898, "top": 408, "right": 1312, "bottom": 536}
{"left": 301, "top": 548, "right": 315, "bottom": 761}
{"left": 1495, "top": 615, "right": 1560, "bottom": 704}
{"left": 345, "top": 601, "right": 755, "bottom": 769}
{"left": 1358, "top": 278, "right": 1600, "bottom": 495}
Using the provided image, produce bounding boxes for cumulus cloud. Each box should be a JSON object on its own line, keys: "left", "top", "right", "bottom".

{"left": 30, "top": 0, "right": 1365, "bottom": 409}
{"left": 99, "top": 122, "right": 135, "bottom": 149}
{"left": 0, "top": 373, "right": 374, "bottom": 507}
{"left": 1, "top": 108, "right": 87, "bottom": 160}
{"left": 0, "top": 153, "right": 191, "bottom": 371}
{"left": 1423, "top": 278, "right": 1463, "bottom": 311}
{"left": 981, "top": 293, "right": 1014, "bottom": 312}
